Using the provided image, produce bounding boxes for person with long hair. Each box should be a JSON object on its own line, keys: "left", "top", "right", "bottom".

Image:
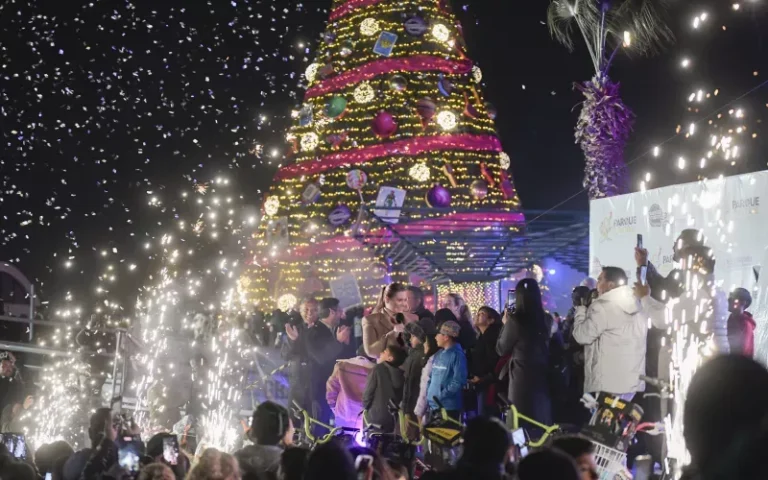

{"left": 496, "top": 279, "right": 552, "bottom": 425}
{"left": 469, "top": 306, "right": 503, "bottom": 417}
{"left": 441, "top": 294, "right": 476, "bottom": 351}
{"left": 187, "top": 448, "right": 240, "bottom": 480}
{"left": 414, "top": 335, "right": 440, "bottom": 424}
{"left": 362, "top": 283, "right": 409, "bottom": 357}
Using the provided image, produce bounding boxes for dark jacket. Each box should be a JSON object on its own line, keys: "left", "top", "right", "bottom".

{"left": 457, "top": 319, "right": 477, "bottom": 353}
{"left": 414, "top": 306, "right": 435, "bottom": 324}
{"left": 470, "top": 322, "right": 502, "bottom": 407}
{"left": 305, "top": 321, "right": 345, "bottom": 401}
{"left": 496, "top": 311, "right": 552, "bottom": 425}
{"left": 728, "top": 311, "right": 756, "bottom": 357}
{"left": 234, "top": 444, "right": 283, "bottom": 480}
{"left": 79, "top": 438, "right": 118, "bottom": 480}
{"left": 421, "top": 462, "right": 512, "bottom": 480}
{"left": 281, "top": 323, "right": 312, "bottom": 410}
{"left": 363, "top": 361, "right": 404, "bottom": 433}
{"left": 0, "top": 375, "right": 23, "bottom": 421}
{"left": 401, "top": 347, "right": 426, "bottom": 415}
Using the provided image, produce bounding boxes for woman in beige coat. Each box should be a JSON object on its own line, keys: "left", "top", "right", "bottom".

{"left": 362, "top": 282, "right": 410, "bottom": 357}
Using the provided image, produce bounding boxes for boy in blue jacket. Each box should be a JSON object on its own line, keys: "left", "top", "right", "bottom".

{"left": 426, "top": 321, "right": 468, "bottom": 421}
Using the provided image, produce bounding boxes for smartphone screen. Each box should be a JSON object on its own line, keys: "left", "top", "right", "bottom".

{"left": 640, "top": 265, "right": 648, "bottom": 286}
{"left": 637, "top": 234, "right": 643, "bottom": 249}
{"left": 163, "top": 435, "right": 180, "bottom": 465}
{"left": 118, "top": 436, "right": 142, "bottom": 473}
{"left": 1, "top": 433, "right": 26, "bottom": 459}
{"left": 633, "top": 455, "right": 652, "bottom": 480}
{"left": 45, "top": 474, "right": 52, "bottom": 480}
{"left": 511, "top": 428, "right": 526, "bottom": 446}
{"left": 507, "top": 289, "right": 516, "bottom": 308}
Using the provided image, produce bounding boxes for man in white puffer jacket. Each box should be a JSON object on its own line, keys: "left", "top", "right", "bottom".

{"left": 573, "top": 266, "right": 661, "bottom": 399}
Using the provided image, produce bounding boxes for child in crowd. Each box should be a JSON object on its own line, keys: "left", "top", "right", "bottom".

{"left": 426, "top": 321, "right": 467, "bottom": 421}
{"left": 362, "top": 345, "right": 407, "bottom": 433}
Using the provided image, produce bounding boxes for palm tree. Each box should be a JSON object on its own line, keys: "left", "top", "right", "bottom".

{"left": 547, "top": 0, "right": 673, "bottom": 199}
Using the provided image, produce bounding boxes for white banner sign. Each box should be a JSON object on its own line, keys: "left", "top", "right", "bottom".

{"left": 589, "top": 170, "right": 767, "bottom": 294}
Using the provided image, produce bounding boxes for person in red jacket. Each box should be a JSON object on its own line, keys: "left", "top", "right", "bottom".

{"left": 727, "top": 287, "right": 756, "bottom": 357}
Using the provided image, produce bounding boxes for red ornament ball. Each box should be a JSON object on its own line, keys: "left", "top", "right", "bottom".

{"left": 371, "top": 111, "right": 398, "bottom": 138}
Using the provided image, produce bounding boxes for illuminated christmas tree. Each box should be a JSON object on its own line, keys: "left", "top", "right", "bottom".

{"left": 245, "top": 0, "right": 521, "bottom": 308}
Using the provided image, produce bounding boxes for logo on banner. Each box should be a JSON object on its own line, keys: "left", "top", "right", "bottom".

{"left": 651, "top": 246, "right": 674, "bottom": 274}
{"left": 731, "top": 196, "right": 760, "bottom": 213}
{"left": 599, "top": 211, "right": 637, "bottom": 242}
{"left": 648, "top": 204, "right": 669, "bottom": 228}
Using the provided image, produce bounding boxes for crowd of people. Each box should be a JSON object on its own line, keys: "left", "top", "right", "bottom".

{"left": 1, "top": 227, "right": 766, "bottom": 480}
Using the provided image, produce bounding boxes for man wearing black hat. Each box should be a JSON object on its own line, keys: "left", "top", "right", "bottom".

{"left": 727, "top": 287, "right": 755, "bottom": 357}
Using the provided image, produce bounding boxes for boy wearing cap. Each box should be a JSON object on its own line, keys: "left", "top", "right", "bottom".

{"left": 425, "top": 321, "right": 468, "bottom": 421}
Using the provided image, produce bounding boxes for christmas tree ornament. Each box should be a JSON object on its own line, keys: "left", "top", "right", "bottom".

{"left": 328, "top": 204, "right": 352, "bottom": 226}
{"left": 436, "top": 110, "right": 458, "bottom": 131}
{"left": 388, "top": 74, "right": 408, "bottom": 92}
{"left": 499, "top": 152, "right": 511, "bottom": 170}
{"left": 441, "top": 163, "right": 458, "bottom": 187}
{"left": 426, "top": 184, "right": 451, "bottom": 208}
{"left": 300, "top": 132, "right": 319, "bottom": 151}
{"left": 305, "top": 63, "right": 320, "bottom": 83}
{"left": 463, "top": 91, "right": 479, "bottom": 119}
{"left": 339, "top": 39, "right": 355, "bottom": 58}
{"left": 323, "top": 31, "right": 336, "bottom": 44}
{"left": 437, "top": 75, "right": 454, "bottom": 96}
{"left": 360, "top": 18, "right": 381, "bottom": 36}
{"left": 325, "top": 95, "right": 348, "bottom": 119}
{"left": 431, "top": 23, "right": 451, "bottom": 43}
{"left": 485, "top": 102, "right": 497, "bottom": 120}
{"left": 373, "top": 31, "right": 398, "bottom": 57}
{"left": 372, "top": 111, "right": 398, "bottom": 138}
{"left": 415, "top": 97, "right": 436, "bottom": 128}
{"left": 404, "top": 16, "right": 428, "bottom": 36}
{"left": 409, "top": 163, "right": 430, "bottom": 182}
{"left": 499, "top": 170, "right": 516, "bottom": 200}
{"left": 480, "top": 162, "right": 496, "bottom": 187}
{"left": 263, "top": 196, "right": 280, "bottom": 216}
{"left": 353, "top": 82, "right": 375, "bottom": 103}
{"left": 471, "top": 65, "right": 483, "bottom": 83}
{"left": 325, "top": 132, "right": 348, "bottom": 149}
{"left": 298, "top": 104, "right": 313, "bottom": 127}
{"left": 346, "top": 169, "right": 368, "bottom": 190}
{"left": 301, "top": 183, "right": 322, "bottom": 204}
{"left": 471, "top": 179, "right": 488, "bottom": 200}
{"left": 277, "top": 293, "right": 298, "bottom": 312}
{"left": 370, "top": 261, "right": 388, "bottom": 280}
{"left": 318, "top": 63, "right": 335, "bottom": 79}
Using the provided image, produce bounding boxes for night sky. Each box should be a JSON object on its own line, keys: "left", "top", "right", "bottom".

{"left": 2, "top": 0, "right": 767, "bottom": 312}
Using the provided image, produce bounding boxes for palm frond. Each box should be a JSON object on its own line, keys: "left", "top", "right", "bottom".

{"left": 607, "top": 0, "right": 674, "bottom": 55}
{"left": 546, "top": 0, "right": 604, "bottom": 69}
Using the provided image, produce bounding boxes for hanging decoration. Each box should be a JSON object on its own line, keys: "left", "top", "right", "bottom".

{"left": 499, "top": 170, "right": 516, "bottom": 200}
{"left": 353, "top": 82, "right": 375, "bottom": 103}
{"left": 373, "top": 31, "right": 398, "bottom": 57}
{"left": 305, "top": 63, "right": 320, "bottom": 83}
{"left": 437, "top": 74, "right": 454, "bottom": 96}
{"left": 471, "top": 65, "right": 483, "bottom": 83}
{"left": 480, "top": 162, "right": 496, "bottom": 187}
{"left": 486, "top": 102, "right": 498, "bottom": 120}
{"left": 328, "top": 204, "right": 352, "bottom": 226}
{"left": 372, "top": 111, "right": 398, "bottom": 138}
{"left": 426, "top": 184, "right": 451, "bottom": 208}
{"left": 470, "top": 179, "right": 488, "bottom": 200}
{"left": 463, "top": 91, "right": 479, "bottom": 119}
{"left": 441, "top": 163, "right": 458, "bottom": 187}
{"left": 370, "top": 261, "right": 388, "bottom": 280}
{"left": 388, "top": 74, "right": 408, "bottom": 92}
{"left": 323, "top": 31, "right": 336, "bottom": 44}
{"left": 339, "top": 39, "right": 355, "bottom": 57}
{"left": 415, "top": 97, "right": 437, "bottom": 129}
{"left": 409, "top": 163, "right": 431, "bottom": 182}
{"left": 499, "top": 152, "right": 511, "bottom": 170}
{"left": 404, "top": 16, "right": 428, "bottom": 36}
{"left": 301, "top": 182, "right": 322, "bottom": 205}
{"left": 325, "top": 132, "right": 348, "bottom": 149}
{"left": 318, "top": 62, "right": 335, "bottom": 80}
{"left": 325, "top": 95, "right": 348, "bottom": 119}
{"left": 300, "top": 132, "right": 319, "bottom": 152}
{"left": 264, "top": 196, "right": 280, "bottom": 217}
{"left": 360, "top": 18, "right": 381, "bottom": 36}
{"left": 436, "top": 110, "right": 458, "bottom": 131}
{"left": 346, "top": 169, "right": 368, "bottom": 190}
{"left": 298, "top": 104, "right": 313, "bottom": 127}
{"left": 431, "top": 23, "right": 451, "bottom": 43}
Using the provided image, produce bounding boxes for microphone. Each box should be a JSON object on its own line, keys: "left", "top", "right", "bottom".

{"left": 395, "top": 313, "right": 405, "bottom": 324}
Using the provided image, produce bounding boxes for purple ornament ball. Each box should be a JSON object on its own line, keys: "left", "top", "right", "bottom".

{"left": 426, "top": 184, "right": 451, "bottom": 208}
{"left": 372, "top": 111, "right": 398, "bottom": 138}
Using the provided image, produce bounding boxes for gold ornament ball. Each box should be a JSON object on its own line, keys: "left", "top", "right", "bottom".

{"left": 436, "top": 110, "right": 458, "bottom": 131}
{"left": 277, "top": 293, "right": 298, "bottom": 312}
{"left": 300, "top": 132, "right": 319, "bottom": 151}
{"left": 305, "top": 63, "right": 319, "bottom": 83}
{"left": 499, "top": 152, "right": 511, "bottom": 170}
{"left": 431, "top": 23, "right": 451, "bottom": 43}
{"left": 264, "top": 196, "right": 280, "bottom": 217}
{"left": 409, "top": 163, "right": 431, "bottom": 182}
{"left": 360, "top": 18, "right": 381, "bottom": 36}
{"left": 353, "top": 82, "right": 375, "bottom": 103}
